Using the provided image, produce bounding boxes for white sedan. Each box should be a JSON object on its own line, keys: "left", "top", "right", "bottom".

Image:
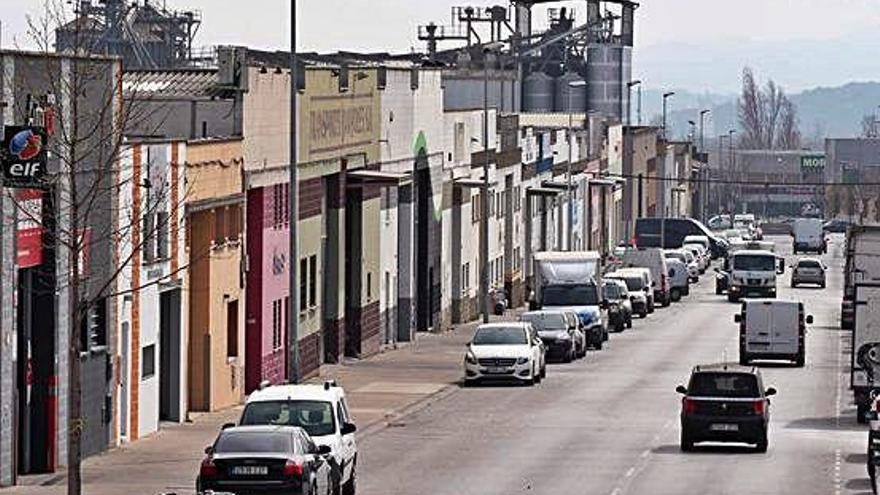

{"left": 464, "top": 323, "right": 546, "bottom": 386}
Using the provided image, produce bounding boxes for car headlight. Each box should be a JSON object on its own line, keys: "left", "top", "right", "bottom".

{"left": 557, "top": 331, "right": 572, "bottom": 340}
{"left": 465, "top": 352, "right": 477, "bottom": 364}
{"left": 516, "top": 357, "right": 530, "bottom": 365}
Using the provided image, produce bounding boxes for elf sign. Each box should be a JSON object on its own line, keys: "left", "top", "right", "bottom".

{"left": 2, "top": 126, "right": 48, "bottom": 188}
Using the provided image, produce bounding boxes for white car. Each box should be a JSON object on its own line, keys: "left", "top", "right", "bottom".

{"left": 240, "top": 382, "right": 358, "bottom": 495}
{"left": 464, "top": 323, "right": 545, "bottom": 386}
{"left": 683, "top": 243, "right": 709, "bottom": 272}
{"left": 665, "top": 249, "right": 699, "bottom": 283}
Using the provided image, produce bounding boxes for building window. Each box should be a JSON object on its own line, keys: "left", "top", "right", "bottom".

{"left": 156, "top": 211, "right": 169, "bottom": 258}
{"left": 80, "top": 298, "right": 107, "bottom": 353}
{"left": 214, "top": 207, "right": 227, "bottom": 245}
{"left": 472, "top": 193, "right": 481, "bottom": 223}
{"left": 488, "top": 193, "right": 495, "bottom": 217}
{"left": 461, "top": 263, "right": 470, "bottom": 293}
{"left": 514, "top": 186, "right": 521, "bottom": 212}
{"left": 454, "top": 122, "right": 466, "bottom": 163}
{"left": 309, "top": 255, "right": 318, "bottom": 307}
{"left": 227, "top": 299, "right": 239, "bottom": 358}
{"left": 143, "top": 214, "right": 155, "bottom": 263}
{"left": 300, "top": 257, "right": 308, "bottom": 311}
{"left": 142, "top": 344, "right": 156, "bottom": 379}
{"left": 367, "top": 272, "right": 372, "bottom": 300}
{"left": 272, "top": 299, "right": 283, "bottom": 350}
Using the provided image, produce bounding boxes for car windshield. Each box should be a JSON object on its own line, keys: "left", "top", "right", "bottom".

{"left": 732, "top": 255, "right": 775, "bottom": 271}
{"left": 689, "top": 372, "right": 760, "bottom": 398}
{"left": 665, "top": 252, "right": 686, "bottom": 262}
{"left": 240, "top": 400, "right": 336, "bottom": 437}
{"left": 798, "top": 260, "right": 822, "bottom": 269}
{"left": 541, "top": 284, "right": 600, "bottom": 306}
{"left": 612, "top": 276, "right": 643, "bottom": 291}
{"left": 520, "top": 314, "right": 564, "bottom": 331}
{"left": 214, "top": 430, "right": 292, "bottom": 454}
{"left": 603, "top": 284, "right": 620, "bottom": 299}
{"left": 472, "top": 327, "right": 527, "bottom": 345}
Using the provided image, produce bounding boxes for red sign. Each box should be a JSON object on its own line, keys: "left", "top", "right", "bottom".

{"left": 16, "top": 188, "right": 43, "bottom": 268}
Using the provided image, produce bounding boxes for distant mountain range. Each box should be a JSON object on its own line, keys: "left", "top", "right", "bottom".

{"left": 639, "top": 82, "right": 880, "bottom": 146}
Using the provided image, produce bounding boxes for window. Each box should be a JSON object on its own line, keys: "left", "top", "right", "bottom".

{"left": 272, "top": 299, "right": 283, "bottom": 350}
{"left": 156, "top": 211, "right": 169, "bottom": 259}
{"left": 367, "top": 272, "right": 372, "bottom": 300}
{"left": 228, "top": 204, "right": 241, "bottom": 242}
{"left": 550, "top": 131, "right": 557, "bottom": 145}
{"left": 143, "top": 214, "right": 155, "bottom": 263}
{"left": 472, "top": 193, "right": 481, "bottom": 223}
{"left": 514, "top": 186, "right": 521, "bottom": 212}
{"left": 227, "top": 299, "right": 239, "bottom": 358}
{"left": 488, "top": 193, "right": 495, "bottom": 217}
{"left": 300, "top": 258, "right": 308, "bottom": 311}
{"left": 283, "top": 296, "right": 289, "bottom": 347}
{"left": 214, "top": 207, "right": 226, "bottom": 245}
{"left": 80, "top": 298, "right": 107, "bottom": 353}
{"left": 309, "top": 255, "right": 318, "bottom": 307}
{"left": 454, "top": 122, "right": 466, "bottom": 163}
{"left": 461, "top": 263, "right": 470, "bottom": 293}
{"left": 496, "top": 192, "right": 503, "bottom": 219}
{"left": 142, "top": 344, "right": 156, "bottom": 379}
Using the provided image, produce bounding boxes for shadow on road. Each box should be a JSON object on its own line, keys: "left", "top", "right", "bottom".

{"left": 652, "top": 443, "right": 762, "bottom": 455}
{"left": 847, "top": 453, "right": 868, "bottom": 464}
{"left": 844, "top": 478, "right": 872, "bottom": 490}
{"left": 784, "top": 416, "right": 865, "bottom": 432}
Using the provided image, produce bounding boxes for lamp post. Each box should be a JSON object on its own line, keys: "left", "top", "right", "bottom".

{"left": 728, "top": 129, "right": 737, "bottom": 214}
{"left": 699, "top": 109, "right": 710, "bottom": 153}
{"left": 626, "top": 80, "right": 641, "bottom": 127}
{"left": 662, "top": 91, "right": 675, "bottom": 139}
{"left": 288, "top": 0, "right": 300, "bottom": 383}
{"left": 568, "top": 80, "right": 587, "bottom": 251}
{"left": 687, "top": 120, "right": 696, "bottom": 144}
{"left": 718, "top": 134, "right": 727, "bottom": 214}
{"left": 480, "top": 42, "right": 503, "bottom": 323}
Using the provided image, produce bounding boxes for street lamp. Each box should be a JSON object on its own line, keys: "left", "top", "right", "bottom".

{"left": 699, "top": 109, "right": 711, "bottom": 153}
{"left": 662, "top": 91, "right": 675, "bottom": 139}
{"left": 568, "top": 80, "right": 587, "bottom": 251}
{"left": 480, "top": 41, "right": 504, "bottom": 323}
{"left": 687, "top": 120, "right": 696, "bottom": 143}
{"left": 626, "top": 80, "right": 642, "bottom": 127}
{"left": 728, "top": 129, "right": 737, "bottom": 213}
{"left": 288, "top": 0, "right": 300, "bottom": 383}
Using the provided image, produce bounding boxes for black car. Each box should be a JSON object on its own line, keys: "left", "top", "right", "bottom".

{"left": 823, "top": 218, "right": 852, "bottom": 233}
{"left": 635, "top": 217, "right": 727, "bottom": 259}
{"left": 197, "top": 425, "right": 332, "bottom": 495}
{"left": 676, "top": 363, "right": 776, "bottom": 452}
{"left": 603, "top": 281, "right": 633, "bottom": 332}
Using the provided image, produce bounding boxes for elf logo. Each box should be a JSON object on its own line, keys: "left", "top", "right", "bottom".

{"left": 9, "top": 129, "right": 43, "bottom": 161}
{"left": 2, "top": 126, "right": 48, "bottom": 187}
{"left": 5, "top": 161, "right": 44, "bottom": 178}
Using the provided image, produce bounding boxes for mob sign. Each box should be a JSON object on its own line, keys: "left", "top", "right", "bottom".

{"left": 2, "top": 126, "right": 48, "bottom": 188}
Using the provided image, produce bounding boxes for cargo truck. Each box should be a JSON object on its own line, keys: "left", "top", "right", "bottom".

{"left": 850, "top": 283, "right": 880, "bottom": 422}
{"left": 841, "top": 226, "right": 880, "bottom": 330}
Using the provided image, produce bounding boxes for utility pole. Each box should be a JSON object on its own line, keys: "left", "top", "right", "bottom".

{"left": 729, "top": 129, "right": 737, "bottom": 214}
{"left": 288, "top": 0, "right": 300, "bottom": 383}
{"left": 480, "top": 45, "right": 500, "bottom": 323}
{"left": 568, "top": 80, "right": 586, "bottom": 251}
{"left": 699, "top": 109, "right": 710, "bottom": 153}
{"left": 637, "top": 85, "right": 642, "bottom": 125}
{"left": 626, "top": 80, "right": 641, "bottom": 127}
{"left": 662, "top": 91, "right": 675, "bottom": 139}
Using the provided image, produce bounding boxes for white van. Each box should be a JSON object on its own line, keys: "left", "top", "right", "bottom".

{"left": 665, "top": 258, "right": 690, "bottom": 301}
{"left": 621, "top": 248, "right": 670, "bottom": 307}
{"left": 792, "top": 218, "right": 826, "bottom": 254}
{"left": 734, "top": 299, "right": 813, "bottom": 366}
{"left": 724, "top": 249, "right": 784, "bottom": 302}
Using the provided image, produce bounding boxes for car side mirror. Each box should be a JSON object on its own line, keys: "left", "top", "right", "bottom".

{"left": 734, "top": 313, "right": 742, "bottom": 323}
{"left": 675, "top": 385, "right": 687, "bottom": 394}
{"left": 765, "top": 387, "right": 777, "bottom": 397}
{"left": 630, "top": 296, "right": 636, "bottom": 302}
{"left": 806, "top": 315, "right": 814, "bottom": 324}
{"left": 221, "top": 422, "right": 235, "bottom": 430}
{"left": 600, "top": 300, "right": 609, "bottom": 310}
{"left": 204, "top": 445, "right": 214, "bottom": 455}
{"left": 317, "top": 444, "right": 332, "bottom": 455}
{"left": 713, "top": 267, "right": 720, "bottom": 273}
{"left": 341, "top": 422, "right": 357, "bottom": 435}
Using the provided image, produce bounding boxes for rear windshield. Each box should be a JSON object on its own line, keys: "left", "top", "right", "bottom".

{"left": 797, "top": 260, "right": 821, "bottom": 269}
{"left": 240, "top": 400, "right": 337, "bottom": 437}
{"left": 603, "top": 284, "right": 621, "bottom": 299}
{"left": 612, "top": 276, "right": 644, "bottom": 291}
{"left": 665, "top": 252, "right": 686, "bottom": 262}
{"left": 215, "top": 431, "right": 292, "bottom": 454}
{"left": 541, "top": 284, "right": 600, "bottom": 306}
{"left": 732, "top": 255, "right": 775, "bottom": 271}
{"left": 520, "top": 314, "right": 565, "bottom": 330}
{"left": 473, "top": 327, "right": 527, "bottom": 345}
{"left": 689, "top": 372, "right": 760, "bottom": 398}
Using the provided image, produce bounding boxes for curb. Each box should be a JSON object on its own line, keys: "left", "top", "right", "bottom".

{"left": 357, "top": 381, "right": 462, "bottom": 438}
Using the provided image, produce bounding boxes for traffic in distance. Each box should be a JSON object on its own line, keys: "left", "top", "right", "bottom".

{"left": 192, "top": 212, "right": 880, "bottom": 495}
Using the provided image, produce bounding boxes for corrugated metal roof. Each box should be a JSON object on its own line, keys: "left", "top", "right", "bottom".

{"left": 123, "top": 69, "right": 221, "bottom": 98}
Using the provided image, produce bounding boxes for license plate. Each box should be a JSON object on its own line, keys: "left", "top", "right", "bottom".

{"left": 485, "top": 366, "right": 507, "bottom": 374}
{"left": 231, "top": 465, "right": 268, "bottom": 476}
{"left": 710, "top": 423, "right": 739, "bottom": 432}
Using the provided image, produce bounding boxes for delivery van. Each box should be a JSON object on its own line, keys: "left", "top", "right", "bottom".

{"left": 734, "top": 299, "right": 813, "bottom": 367}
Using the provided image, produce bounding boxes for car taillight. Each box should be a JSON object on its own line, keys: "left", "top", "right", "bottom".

{"left": 283, "top": 460, "right": 303, "bottom": 478}
{"left": 199, "top": 458, "right": 218, "bottom": 478}
{"left": 753, "top": 400, "right": 765, "bottom": 415}
{"left": 682, "top": 398, "right": 697, "bottom": 416}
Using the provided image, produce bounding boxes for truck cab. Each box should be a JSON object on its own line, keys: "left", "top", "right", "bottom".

{"left": 723, "top": 249, "right": 784, "bottom": 302}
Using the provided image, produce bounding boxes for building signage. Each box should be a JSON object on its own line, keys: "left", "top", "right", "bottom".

{"left": 16, "top": 188, "right": 44, "bottom": 268}
{"left": 2, "top": 126, "right": 49, "bottom": 188}
{"left": 800, "top": 155, "right": 825, "bottom": 171}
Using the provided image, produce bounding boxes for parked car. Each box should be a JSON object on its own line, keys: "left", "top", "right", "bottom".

{"left": 635, "top": 217, "right": 727, "bottom": 259}
{"left": 676, "top": 363, "right": 776, "bottom": 452}
{"left": 683, "top": 243, "right": 710, "bottom": 273}
{"left": 520, "top": 310, "right": 583, "bottom": 362}
{"left": 621, "top": 248, "right": 671, "bottom": 307}
{"left": 197, "top": 425, "right": 333, "bottom": 495}
{"left": 665, "top": 249, "right": 699, "bottom": 283}
{"left": 240, "top": 382, "right": 358, "bottom": 495}
{"left": 823, "top": 218, "right": 852, "bottom": 234}
{"left": 605, "top": 271, "right": 649, "bottom": 318}
{"left": 791, "top": 258, "right": 827, "bottom": 288}
{"left": 603, "top": 280, "right": 633, "bottom": 332}
{"left": 492, "top": 288, "right": 509, "bottom": 315}
{"left": 666, "top": 258, "right": 690, "bottom": 302}
{"left": 463, "top": 323, "right": 545, "bottom": 385}
{"left": 611, "top": 268, "right": 654, "bottom": 314}
{"left": 734, "top": 299, "right": 812, "bottom": 367}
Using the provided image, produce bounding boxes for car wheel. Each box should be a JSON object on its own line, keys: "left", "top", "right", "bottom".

{"left": 541, "top": 364, "right": 547, "bottom": 378}
{"left": 791, "top": 281, "right": 797, "bottom": 288}
{"left": 640, "top": 310, "right": 647, "bottom": 319}
{"left": 715, "top": 285, "right": 722, "bottom": 295}
{"left": 594, "top": 338, "right": 603, "bottom": 351}
{"left": 626, "top": 317, "right": 633, "bottom": 329}
{"left": 648, "top": 302, "right": 655, "bottom": 313}
{"left": 755, "top": 433, "right": 768, "bottom": 453}
{"left": 795, "top": 353, "right": 805, "bottom": 368}
{"left": 342, "top": 462, "right": 357, "bottom": 495}
{"left": 859, "top": 403, "right": 870, "bottom": 424}
{"left": 727, "top": 294, "right": 739, "bottom": 303}
{"left": 671, "top": 288, "right": 681, "bottom": 302}
{"left": 563, "top": 348, "right": 573, "bottom": 363}
{"left": 820, "top": 281, "right": 826, "bottom": 289}
{"left": 739, "top": 353, "right": 750, "bottom": 366}
{"left": 680, "top": 429, "right": 695, "bottom": 452}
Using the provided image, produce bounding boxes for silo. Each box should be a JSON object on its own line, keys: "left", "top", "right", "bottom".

{"left": 555, "top": 71, "right": 587, "bottom": 113}
{"left": 522, "top": 72, "right": 555, "bottom": 113}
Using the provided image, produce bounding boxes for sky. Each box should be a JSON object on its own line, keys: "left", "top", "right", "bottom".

{"left": 4, "top": 0, "right": 880, "bottom": 93}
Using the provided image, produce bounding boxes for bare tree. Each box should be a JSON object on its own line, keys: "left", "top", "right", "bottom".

{"left": 10, "top": 3, "right": 191, "bottom": 494}
{"left": 736, "top": 67, "right": 801, "bottom": 150}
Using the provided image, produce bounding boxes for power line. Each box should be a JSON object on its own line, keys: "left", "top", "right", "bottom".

{"left": 598, "top": 172, "right": 875, "bottom": 187}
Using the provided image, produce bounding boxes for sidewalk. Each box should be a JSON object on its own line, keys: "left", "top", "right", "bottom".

{"left": 4, "top": 314, "right": 504, "bottom": 495}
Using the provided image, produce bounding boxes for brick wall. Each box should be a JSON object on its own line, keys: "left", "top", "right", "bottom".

{"left": 262, "top": 348, "right": 285, "bottom": 386}
{"left": 299, "top": 332, "right": 321, "bottom": 379}
{"left": 360, "top": 301, "right": 381, "bottom": 357}
{"left": 299, "top": 177, "right": 323, "bottom": 220}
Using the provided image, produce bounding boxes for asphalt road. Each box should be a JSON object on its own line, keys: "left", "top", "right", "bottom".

{"left": 359, "top": 234, "right": 871, "bottom": 495}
